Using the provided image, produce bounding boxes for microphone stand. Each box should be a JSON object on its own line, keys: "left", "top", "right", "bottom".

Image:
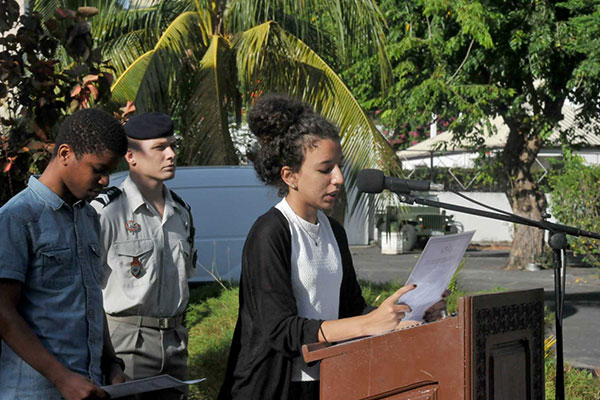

{"left": 392, "top": 190, "right": 600, "bottom": 400}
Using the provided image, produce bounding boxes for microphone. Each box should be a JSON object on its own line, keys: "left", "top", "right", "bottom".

{"left": 356, "top": 169, "right": 444, "bottom": 194}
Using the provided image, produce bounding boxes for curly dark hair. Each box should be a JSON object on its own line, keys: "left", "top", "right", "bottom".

{"left": 54, "top": 108, "right": 127, "bottom": 158}
{"left": 249, "top": 94, "right": 339, "bottom": 196}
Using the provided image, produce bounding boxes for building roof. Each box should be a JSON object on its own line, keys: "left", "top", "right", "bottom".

{"left": 398, "top": 103, "right": 600, "bottom": 160}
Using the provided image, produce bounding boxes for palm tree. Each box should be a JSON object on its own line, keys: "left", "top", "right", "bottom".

{"left": 32, "top": 0, "right": 401, "bottom": 192}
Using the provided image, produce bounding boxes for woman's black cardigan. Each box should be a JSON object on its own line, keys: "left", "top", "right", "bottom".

{"left": 218, "top": 207, "right": 371, "bottom": 400}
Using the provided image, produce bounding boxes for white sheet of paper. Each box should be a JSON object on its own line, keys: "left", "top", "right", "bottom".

{"left": 101, "top": 375, "right": 206, "bottom": 398}
{"left": 397, "top": 231, "right": 475, "bottom": 322}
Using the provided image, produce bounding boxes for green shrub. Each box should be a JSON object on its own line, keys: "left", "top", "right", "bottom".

{"left": 359, "top": 280, "right": 398, "bottom": 306}
{"left": 545, "top": 358, "right": 600, "bottom": 399}
{"left": 547, "top": 155, "right": 600, "bottom": 268}
{"left": 0, "top": 4, "right": 115, "bottom": 206}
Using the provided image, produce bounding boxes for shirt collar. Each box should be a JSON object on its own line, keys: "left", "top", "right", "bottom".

{"left": 28, "top": 176, "right": 65, "bottom": 211}
{"left": 164, "top": 186, "right": 176, "bottom": 207}
{"left": 122, "top": 175, "right": 147, "bottom": 213}
{"left": 163, "top": 187, "right": 177, "bottom": 220}
{"left": 122, "top": 175, "right": 178, "bottom": 216}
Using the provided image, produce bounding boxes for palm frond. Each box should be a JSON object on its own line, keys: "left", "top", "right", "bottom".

{"left": 30, "top": 0, "right": 71, "bottom": 19}
{"left": 92, "top": 1, "right": 197, "bottom": 74}
{"left": 110, "top": 49, "right": 153, "bottom": 104}
{"left": 225, "top": 0, "right": 335, "bottom": 63}
{"left": 32, "top": 1, "right": 154, "bottom": 70}
{"left": 177, "top": 35, "right": 239, "bottom": 166}
{"left": 235, "top": 22, "right": 400, "bottom": 209}
{"left": 33, "top": 0, "right": 197, "bottom": 74}
{"left": 101, "top": 30, "right": 148, "bottom": 77}
{"left": 327, "top": 0, "right": 391, "bottom": 89}
{"left": 110, "top": 10, "right": 212, "bottom": 111}
{"left": 226, "top": 0, "right": 391, "bottom": 90}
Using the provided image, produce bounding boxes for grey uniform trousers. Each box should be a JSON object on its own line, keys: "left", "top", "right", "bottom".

{"left": 108, "top": 319, "right": 189, "bottom": 400}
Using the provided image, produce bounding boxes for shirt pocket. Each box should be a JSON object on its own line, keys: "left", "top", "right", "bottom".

{"left": 109, "top": 238, "right": 155, "bottom": 288}
{"left": 41, "top": 247, "right": 74, "bottom": 290}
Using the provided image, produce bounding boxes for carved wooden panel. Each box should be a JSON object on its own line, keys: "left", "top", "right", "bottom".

{"left": 472, "top": 300, "right": 544, "bottom": 400}
{"left": 489, "top": 340, "right": 531, "bottom": 399}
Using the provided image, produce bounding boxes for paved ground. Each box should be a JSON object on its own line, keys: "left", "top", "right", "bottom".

{"left": 350, "top": 245, "right": 600, "bottom": 370}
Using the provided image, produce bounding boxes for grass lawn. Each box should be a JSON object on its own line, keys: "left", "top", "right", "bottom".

{"left": 185, "top": 282, "right": 600, "bottom": 400}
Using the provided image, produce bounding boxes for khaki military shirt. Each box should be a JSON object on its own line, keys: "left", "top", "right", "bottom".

{"left": 93, "top": 176, "right": 194, "bottom": 317}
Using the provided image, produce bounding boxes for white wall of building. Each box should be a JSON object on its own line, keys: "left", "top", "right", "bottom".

{"left": 342, "top": 190, "right": 518, "bottom": 245}
{"left": 436, "top": 192, "right": 514, "bottom": 243}
{"left": 401, "top": 148, "right": 600, "bottom": 172}
{"left": 400, "top": 153, "right": 479, "bottom": 170}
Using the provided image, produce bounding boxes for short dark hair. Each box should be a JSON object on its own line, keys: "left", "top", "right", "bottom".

{"left": 126, "top": 137, "right": 142, "bottom": 152}
{"left": 54, "top": 108, "right": 127, "bottom": 158}
{"left": 249, "top": 94, "right": 339, "bottom": 196}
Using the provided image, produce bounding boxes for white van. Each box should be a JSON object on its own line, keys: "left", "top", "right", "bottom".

{"left": 108, "top": 166, "right": 280, "bottom": 282}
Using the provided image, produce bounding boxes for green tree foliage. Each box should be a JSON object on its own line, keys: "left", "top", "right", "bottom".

{"left": 346, "top": 0, "right": 600, "bottom": 267}
{"left": 547, "top": 154, "right": 600, "bottom": 268}
{"left": 0, "top": 1, "right": 115, "bottom": 205}
{"left": 32, "top": 0, "right": 401, "bottom": 195}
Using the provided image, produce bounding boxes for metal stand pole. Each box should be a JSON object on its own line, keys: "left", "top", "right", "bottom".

{"left": 549, "top": 232, "right": 567, "bottom": 400}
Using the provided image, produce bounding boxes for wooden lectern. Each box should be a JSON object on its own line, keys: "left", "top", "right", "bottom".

{"left": 303, "top": 289, "right": 544, "bottom": 400}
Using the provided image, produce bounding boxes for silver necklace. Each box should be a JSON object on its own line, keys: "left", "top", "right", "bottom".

{"left": 293, "top": 212, "right": 320, "bottom": 246}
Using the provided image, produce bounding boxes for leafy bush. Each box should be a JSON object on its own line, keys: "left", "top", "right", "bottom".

{"left": 360, "top": 280, "right": 400, "bottom": 306}
{"left": 0, "top": 3, "right": 114, "bottom": 205}
{"left": 547, "top": 155, "right": 600, "bottom": 268}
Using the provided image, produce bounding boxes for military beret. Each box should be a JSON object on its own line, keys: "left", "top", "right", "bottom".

{"left": 124, "top": 112, "right": 173, "bottom": 139}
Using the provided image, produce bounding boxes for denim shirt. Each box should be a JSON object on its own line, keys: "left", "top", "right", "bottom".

{"left": 0, "top": 177, "right": 104, "bottom": 398}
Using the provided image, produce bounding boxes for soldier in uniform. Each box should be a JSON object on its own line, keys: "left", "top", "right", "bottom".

{"left": 92, "top": 112, "right": 196, "bottom": 400}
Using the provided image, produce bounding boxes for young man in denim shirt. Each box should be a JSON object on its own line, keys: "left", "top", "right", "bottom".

{"left": 0, "top": 108, "right": 129, "bottom": 400}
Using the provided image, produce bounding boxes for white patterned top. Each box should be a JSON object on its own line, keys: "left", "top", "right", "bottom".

{"left": 275, "top": 198, "right": 343, "bottom": 381}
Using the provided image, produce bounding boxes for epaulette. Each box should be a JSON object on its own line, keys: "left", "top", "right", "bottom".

{"left": 170, "top": 190, "right": 195, "bottom": 258}
{"left": 92, "top": 186, "right": 122, "bottom": 207}
{"left": 170, "top": 190, "right": 190, "bottom": 212}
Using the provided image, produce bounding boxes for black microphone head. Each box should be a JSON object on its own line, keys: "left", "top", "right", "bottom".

{"left": 356, "top": 169, "right": 385, "bottom": 193}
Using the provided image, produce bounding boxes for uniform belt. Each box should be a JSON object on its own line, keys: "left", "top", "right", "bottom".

{"left": 106, "top": 314, "right": 184, "bottom": 329}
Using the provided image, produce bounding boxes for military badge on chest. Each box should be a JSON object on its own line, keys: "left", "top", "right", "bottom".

{"left": 125, "top": 220, "right": 141, "bottom": 234}
{"left": 124, "top": 220, "right": 143, "bottom": 277}
{"left": 130, "top": 256, "right": 142, "bottom": 277}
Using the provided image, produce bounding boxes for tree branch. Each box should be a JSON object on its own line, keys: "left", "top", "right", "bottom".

{"left": 446, "top": 39, "right": 474, "bottom": 84}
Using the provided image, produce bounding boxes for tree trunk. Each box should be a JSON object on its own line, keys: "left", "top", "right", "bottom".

{"left": 507, "top": 187, "right": 547, "bottom": 269}
{"left": 503, "top": 122, "right": 547, "bottom": 269}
